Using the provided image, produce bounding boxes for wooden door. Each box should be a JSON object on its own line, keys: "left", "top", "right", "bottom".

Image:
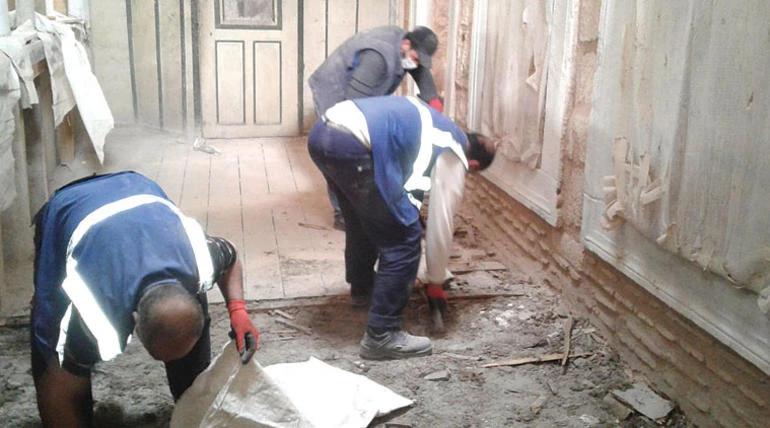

{"left": 199, "top": 0, "right": 299, "bottom": 138}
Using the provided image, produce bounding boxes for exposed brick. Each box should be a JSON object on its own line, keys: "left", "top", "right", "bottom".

{"left": 678, "top": 339, "right": 706, "bottom": 363}
{"left": 595, "top": 278, "right": 617, "bottom": 297}
{"left": 568, "top": 267, "right": 582, "bottom": 283}
{"left": 508, "top": 217, "right": 525, "bottom": 233}
{"left": 705, "top": 355, "right": 738, "bottom": 386}
{"left": 665, "top": 313, "right": 714, "bottom": 352}
{"left": 464, "top": 174, "right": 770, "bottom": 428}
{"left": 708, "top": 393, "right": 744, "bottom": 428}
{"left": 593, "top": 289, "right": 618, "bottom": 314}
{"left": 688, "top": 390, "right": 712, "bottom": 413}
{"left": 737, "top": 383, "right": 769, "bottom": 409}
{"left": 623, "top": 317, "right": 672, "bottom": 362}
{"left": 524, "top": 227, "right": 539, "bottom": 244}
{"left": 653, "top": 321, "right": 677, "bottom": 342}
{"left": 725, "top": 395, "right": 763, "bottom": 428}
{"left": 634, "top": 310, "right": 654, "bottom": 327}
{"left": 617, "top": 332, "right": 658, "bottom": 370}
{"left": 592, "top": 303, "right": 616, "bottom": 330}
{"left": 665, "top": 349, "right": 710, "bottom": 388}
{"left": 527, "top": 222, "right": 547, "bottom": 237}
{"left": 656, "top": 366, "right": 708, "bottom": 398}
{"left": 552, "top": 253, "right": 571, "bottom": 270}
{"left": 588, "top": 266, "right": 618, "bottom": 293}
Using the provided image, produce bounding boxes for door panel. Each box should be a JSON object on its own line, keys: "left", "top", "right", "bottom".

{"left": 200, "top": 0, "right": 298, "bottom": 137}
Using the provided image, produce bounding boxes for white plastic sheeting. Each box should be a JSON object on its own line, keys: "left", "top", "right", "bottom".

{"left": 583, "top": 0, "right": 770, "bottom": 374}
{"left": 0, "top": 18, "right": 37, "bottom": 211}
{"left": 34, "top": 13, "right": 75, "bottom": 128}
{"left": 0, "top": 12, "right": 113, "bottom": 212}
{"left": 172, "top": 342, "right": 413, "bottom": 427}
{"left": 0, "top": 52, "right": 20, "bottom": 211}
{"left": 35, "top": 12, "right": 112, "bottom": 163}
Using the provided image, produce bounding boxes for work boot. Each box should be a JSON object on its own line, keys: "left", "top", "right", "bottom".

{"left": 359, "top": 329, "right": 433, "bottom": 360}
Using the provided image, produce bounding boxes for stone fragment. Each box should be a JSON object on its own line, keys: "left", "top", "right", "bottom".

{"left": 611, "top": 383, "right": 674, "bottom": 420}
{"left": 424, "top": 369, "right": 450, "bottom": 381}
{"left": 603, "top": 393, "right": 633, "bottom": 421}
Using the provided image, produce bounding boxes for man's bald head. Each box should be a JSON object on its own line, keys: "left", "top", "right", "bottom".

{"left": 134, "top": 282, "right": 204, "bottom": 362}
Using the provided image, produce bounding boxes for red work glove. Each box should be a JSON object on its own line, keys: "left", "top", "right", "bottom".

{"left": 227, "top": 299, "right": 259, "bottom": 364}
{"left": 428, "top": 97, "right": 444, "bottom": 113}
{"left": 426, "top": 283, "right": 448, "bottom": 315}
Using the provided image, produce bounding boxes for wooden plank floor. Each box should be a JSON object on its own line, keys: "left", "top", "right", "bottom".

{"left": 79, "top": 127, "right": 346, "bottom": 304}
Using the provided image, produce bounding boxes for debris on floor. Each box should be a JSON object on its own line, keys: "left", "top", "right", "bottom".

{"left": 611, "top": 382, "right": 675, "bottom": 421}
{"left": 0, "top": 226, "right": 691, "bottom": 427}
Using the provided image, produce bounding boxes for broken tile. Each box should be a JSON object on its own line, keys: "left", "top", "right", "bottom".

{"left": 611, "top": 383, "right": 674, "bottom": 420}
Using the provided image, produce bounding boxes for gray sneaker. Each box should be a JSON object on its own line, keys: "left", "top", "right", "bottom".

{"left": 359, "top": 330, "right": 433, "bottom": 360}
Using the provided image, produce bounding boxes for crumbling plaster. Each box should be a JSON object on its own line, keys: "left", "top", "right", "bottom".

{"left": 454, "top": 0, "right": 770, "bottom": 426}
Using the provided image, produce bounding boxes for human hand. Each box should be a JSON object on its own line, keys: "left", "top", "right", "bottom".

{"left": 428, "top": 97, "right": 444, "bottom": 113}
{"left": 426, "top": 283, "right": 447, "bottom": 314}
{"left": 227, "top": 299, "right": 259, "bottom": 363}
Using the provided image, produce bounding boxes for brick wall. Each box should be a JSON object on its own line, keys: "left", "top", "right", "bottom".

{"left": 449, "top": 0, "right": 770, "bottom": 423}
{"left": 461, "top": 176, "right": 770, "bottom": 427}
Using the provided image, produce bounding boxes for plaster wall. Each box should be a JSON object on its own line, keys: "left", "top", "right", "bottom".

{"left": 89, "top": 0, "right": 194, "bottom": 133}
{"left": 89, "top": 0, "right": 133, "bottom": 125}
{"left": 457, "top": 0, "right": 770, "bottom": 426}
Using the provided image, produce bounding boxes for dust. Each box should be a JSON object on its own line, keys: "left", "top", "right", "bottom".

{"left": 0, "top": 226, "right": 690, "bottom": 427}
{"left": 0, "top": 271, "right": 689, "bottom": 427}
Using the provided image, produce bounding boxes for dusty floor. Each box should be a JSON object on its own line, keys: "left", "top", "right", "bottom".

{"left": 0, "top": 218, "right": 689, "bottom": 427}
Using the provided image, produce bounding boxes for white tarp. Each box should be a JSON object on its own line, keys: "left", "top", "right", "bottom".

{"left": 0, "top": 52, "right": 21, "bottom": 211}
{"left": 35, "top": 12, "right": 112, "bottom": 163}
{"left": 0, "top": 12, "right": 113, "bottom": 212}
{"left": 33, "top": 14, "right": 76, "bottom": 127}
{"left": 171, "top": 342, "right": 413, "bottom": 428}
{"left": 0, "top": 19, "right": 37, "bottom": 212}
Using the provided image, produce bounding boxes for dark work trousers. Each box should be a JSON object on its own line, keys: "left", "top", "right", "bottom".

{"left": 307, "top": 120, "right": 422, "bottom": 330}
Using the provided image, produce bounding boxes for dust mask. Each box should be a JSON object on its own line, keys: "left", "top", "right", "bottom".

{"left": 401, "top": 57, "right": 418, "bottom": 70}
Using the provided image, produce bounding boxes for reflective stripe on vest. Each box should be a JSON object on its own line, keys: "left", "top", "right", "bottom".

{"left": 403, "top": 97, "right": 469, "bottom": 210}
{"left": 57, "top": 194, "right": 214, "bottom": 363}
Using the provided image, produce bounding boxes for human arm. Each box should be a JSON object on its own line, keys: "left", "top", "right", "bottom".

{"left": 35, "top": 357, "right": 93, "bottom": 427}
{"left": 208, "top": 236, "right": 259, "bottom": 363}
{"left": 34, "top": 311, "right": 98, "bottom": 427}
{"left": 423, "top": 152, "right": 466, "bottom": 291}
{"left": 408, "top": 66, "right": 443, "bottom": 112}
{"left": 346, "top": 49, "right": 388, "bottom": 99}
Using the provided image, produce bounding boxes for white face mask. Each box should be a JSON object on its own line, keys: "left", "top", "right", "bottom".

{"left": 401, "top": 57, "right": 418, "bottom": 70}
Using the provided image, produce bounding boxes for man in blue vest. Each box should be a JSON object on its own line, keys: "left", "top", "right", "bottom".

{"left": 30, "top": 171, "right": 259, "bottom": 427}
{"left": 307, "top": 96, "right": 496, "bottom": 360}
{"left": 309, "top": 25, "right": 445, "bottom": 231}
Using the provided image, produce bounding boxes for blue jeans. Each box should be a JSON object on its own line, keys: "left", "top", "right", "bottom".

{"left": 308, "top": 120, "right": 422, "bottom": 330}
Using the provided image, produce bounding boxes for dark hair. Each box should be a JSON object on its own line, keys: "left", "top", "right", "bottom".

{"left": 135, "top": 281, "right": 203, "bottom": 349}
{"left": 466, "top": 133, "right": 496, "bottom": 170}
